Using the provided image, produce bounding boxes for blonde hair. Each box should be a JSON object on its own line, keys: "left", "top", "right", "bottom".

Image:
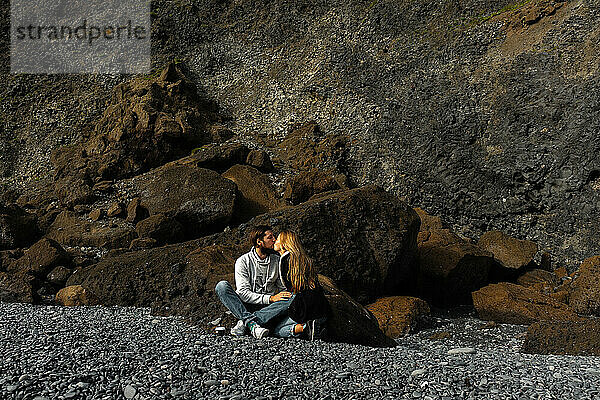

{"left": 278, "top": 230, "right": 318, "bottom": 292}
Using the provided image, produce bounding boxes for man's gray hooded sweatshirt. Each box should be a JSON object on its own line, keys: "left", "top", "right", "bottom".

{"left": 235, "top": 248, "right": 284, "bottom": 305}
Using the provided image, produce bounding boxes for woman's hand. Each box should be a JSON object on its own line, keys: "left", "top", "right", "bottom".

{"left": 270, "top": 291, "right": 292, "bottom": 303}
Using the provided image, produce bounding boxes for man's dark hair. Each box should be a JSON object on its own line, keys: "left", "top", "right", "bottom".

{"left": 249, "top": 225, "right": 273, "bottom": 247}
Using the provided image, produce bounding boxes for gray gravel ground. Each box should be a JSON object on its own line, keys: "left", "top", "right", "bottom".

{"left": 1, "top": 303, "right": 600, "bottom": 400}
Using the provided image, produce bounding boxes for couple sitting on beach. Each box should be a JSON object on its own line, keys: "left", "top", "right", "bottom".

{"left": 215, "top": 225, "right": 328, "bottom": 340}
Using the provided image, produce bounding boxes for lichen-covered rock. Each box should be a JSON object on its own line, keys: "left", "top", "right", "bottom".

{"left": 284, "top": 170, "right": 344, "bottom": 205}
{"left": 413, "top": 208, "right": 444, "bottom": 232}
{"left": 416, "top": 229, "right": 497, "bottom": 305}
{"left": 129, "top": 163, "right": 237, "bottom": 237}
{"left": 0, "top": 271, "right": 35, "bottom": 303}
{"left": 366, "top": 296, "right": 430, "bottom": 338}
{"left": 478, "top": 230, "right": 538, "bottom": 271}
{"left": 45, "top": 211, "right": 137, "bottom": 249}
{"left": 516, "top": 268, "right": 561, "bottom": 296}
{"left": 521, "top": 319, "right": 600, "bottom": 356}
{"left": 135, "top": 214, "right": 184, "bottom": 245}
{"left": 55, "top": 285, "right": 98, "bottom": 306}
{"left": 7, "top": 238, "right": 69, "bottom": 277}
{"left": 472, "top": 282, "right": 582, "bottom": 325}
{"left": 568, "top": 256, "right": 600, "bottom": 316}
{"left": 223, "top": 164, "right": 286, "bottom": 222}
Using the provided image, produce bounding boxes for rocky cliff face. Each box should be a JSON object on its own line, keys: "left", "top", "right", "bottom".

{"left": 1, "top": 0, "right": 599, "bottom": 269}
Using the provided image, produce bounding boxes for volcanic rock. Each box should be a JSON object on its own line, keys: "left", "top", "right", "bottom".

{"left": 319, "top": 275, "right": 397, "bottom": 347}
{"left": 568, "top": 255, "right": 600, "bottom": 316}
{"left": 129, "top": 238, "right": 158, "bottom": 250}
{"left": 55, "top": 285, "right": 98, "bottom": 306}
{"left": 0, "top": 272, "right": 35, "bottom": 303}
{"left": 129, "top": 163, "right": 237, "bottom": 237}
{"left": 472, "top": 282, "right": 582, "bottom": 325}
{"left": 249, "top": 185, "right": 420, "bottom": 303}
{"left": 366, "top": 296, "right": 430, "bottom": 338}
{"left": 478, "top": 230, "right": 538, "bottom": 274}
{"left": 126, "top": 198, "right": 149, "bottom": 223}
{"left": 222, "top": 164, "right": 286, "bottom": 222}
{"left": 416, "top": 229, "right": 498, "bottom": 305}
{"left": 246, "top": 150, "right": 274, "bottom": 172}
{"left": 283, "top": 170, "right": 344, "bottom": 205}
{"left": 107, "top": 202, "right": 125, "bottom": 218}
{"left": 46, "top": 211, "right": 137, "bottom": 249}
{"left": 7, "top": 238, "right": 69, "bottom": 277}
{"left": 521, "top": 318, "right": 600, "bottom": 356}
{"left": 171, "top": 143, "right": 251, "bottom": 172}
{"left": 413, "top": 208, "right": 444, "bottom": 232}
{"left": 46, "top": 266, "right": 73, "bottom": 286}
{"left": 135, "top": 214, "right": 184, "bottom": 245}
{"left": 516, "top": 268, "right": 561, "bottom": 295}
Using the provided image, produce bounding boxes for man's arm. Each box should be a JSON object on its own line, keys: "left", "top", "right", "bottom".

{"left": 234, "top": 257, "right": 271, "bottom": 305}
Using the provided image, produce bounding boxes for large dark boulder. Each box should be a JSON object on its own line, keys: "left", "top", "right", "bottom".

{"left": 319, "top": 275, "right": 396, "bottom": 347}
{"left": 66, "top": 239, "right": 205, "bottom": 307}
{"left": 0, "top": 203, "right": 39, "bottom": 250}
{"left": 7, "top": 238, "right": 70, "bottom": 278}
{"left": 521, "top": 319, "right": 600, "bottom": 356}
{"left": 416, "top": 229, "right": 498, "bottom": 305}
{"left": 249, "top": 185, "right": 420, "bottom": 304}
{"left": 222, "top": 164, "right": 287, "bottom": 222}
{"left": 366, "top": 296, "right": 430, "bottom": 338}
{"left": 478, "top": 230, "right": 539, "bottom": 281}
{"left": 569, "top": 255, "right": 600, "bottom": 316}
{"left": 129, "top": 163, "right": 237, "bottom": 237}
{"left": 67, "top": 238, "right": 396, "bottom": 347}
{"left": 0, "top": 272, "right": 35, "bottom": 303}
{"left": 45, "top": 211, "right": 137, "bottom": 249}
{"left": 472, "top": 282, "right": 582, "bottom": 325}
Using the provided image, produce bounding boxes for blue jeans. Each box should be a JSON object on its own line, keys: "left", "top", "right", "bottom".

{"left": 215, "top": 281, "right": 293, "bottom": 327}
{"left": 272, "top": 316, "right": 299, "bottom": 338}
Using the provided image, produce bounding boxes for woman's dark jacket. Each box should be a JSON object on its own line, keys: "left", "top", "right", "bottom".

{"left": 278, "top": 252, "right": 329, "bottom": 323}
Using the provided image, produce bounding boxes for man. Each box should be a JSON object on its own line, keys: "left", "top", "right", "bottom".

{"left": 215, "top": 225, "right": 293, "bottom": 338}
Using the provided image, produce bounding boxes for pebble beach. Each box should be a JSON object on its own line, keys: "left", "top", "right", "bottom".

{"left": 1, "top": 303, "right": 600, "bottom": 400}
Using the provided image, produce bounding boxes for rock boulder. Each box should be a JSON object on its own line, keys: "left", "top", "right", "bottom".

{"left": 366, "top": 296, "right": 430, "bottom": 338}
{"left": 472, "top": 282, "right": 582, "bottom": 325}
{"left": 55, "top": 285, "right": 98, "bottom": 306}
{"left": 223, "top": 164, "right": 286, "bottom": 222}
{"left": 568, "top": 255, "right": 600, "bottom": 316}
{"left": 249, "top": 185, "right": 420, "bottom": 304}
{"left": 130, "top": 164, "right": 237, "bottom": 237}
{"left": 417, "top": 229, "right": 498, "bottom": 305}
{"left": 478, "top": 230, "right": 538, "bottom": 278}
{"left": 521, "top": 319, "right": 600, "bottom": 356}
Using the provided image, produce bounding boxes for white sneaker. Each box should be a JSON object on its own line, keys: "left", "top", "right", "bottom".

{"left": 250, "top": 324, "right": 270, "bottom": 339}
{"left": 230, "top": 320, "right": 247, "bottom": 336}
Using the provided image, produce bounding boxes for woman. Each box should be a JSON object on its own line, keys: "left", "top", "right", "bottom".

{"left": 272, "top": 230, "right": 328, "bottom": 340}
